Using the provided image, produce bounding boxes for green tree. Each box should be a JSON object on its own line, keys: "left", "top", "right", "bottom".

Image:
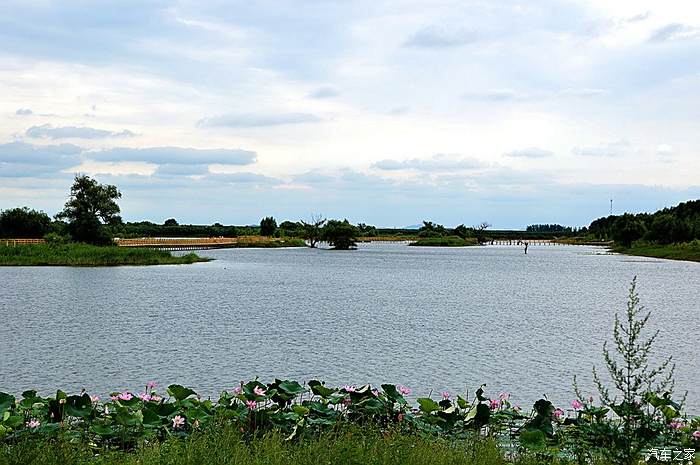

{"left": 322, "top": 219, "right": 359, "bottom": 250}
{"left": 418, "top": 221, "right": 446, "bottom": 238}
{"left": 574, "top": 277, "right": 680, "bottom": 465}
{"left": 163, "top": 218, "right": 179, "bottom": 227}
{"left": 301, "top": 214, "right": 326, "bottom": 248}
{"left": 612, "top": 214, "right": 646, "bottom": 247}
{"left": 356, "top": 223, "right": 377, "bottom": 237}
{"left": 260, "top": 216, "right": 277, "bottom": 236}
{"left": 56, "top": 175, "right": 122, "bottom": 245}
{"left": 0, "top": 207, "right": 51, "bottom": 238}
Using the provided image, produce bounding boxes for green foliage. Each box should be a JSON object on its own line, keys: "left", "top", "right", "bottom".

{"left": 115, "top": 221, "right": 239, "bottom": 239}
{"left": 571, "top": 277, "right": 688, "bottom": 465}
{"left": 322, "top": 219, "right": 359, "bottom": 249}
{"left": 0, "top": 207, "right": 51, "bottom": 238}
{"left": 56, "top": 175, "right": 122, "bottom": 245}
{"left": 300, "top": 214, "right": 326, "bottom": 248}
{"left": 418, "top": 221, "right": 447, "bottom": 238}
{"left": 260, "top": 216, "right": 277, "bottom": 236}
{"left": 163, "top": 218, "right": 179, "bottom": 227}
{"left": 0, "top": 243, "right": 208, "bottom": 266}
{"left": 614, "top": 240, "right": 700, "bottom": 262}
{"left": 588, "top": 199, "right": 700, "bottom": 246}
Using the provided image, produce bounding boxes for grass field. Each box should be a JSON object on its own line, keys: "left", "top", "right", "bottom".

{"left": 0, "top": 243, "right": 209, "bottom": 266}
{"left": 0, "top": 426, "right": 606, "bottom": 465}
{"left": 614, "top": 240, "right": 700, "bottom": 262}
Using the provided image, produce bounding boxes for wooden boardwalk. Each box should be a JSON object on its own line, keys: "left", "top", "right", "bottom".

{"left": 1, "top": 238, "right": 45, "bottom": 246}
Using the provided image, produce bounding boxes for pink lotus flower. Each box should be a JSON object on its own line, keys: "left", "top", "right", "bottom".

{"left": 372, "top": 389, "right": 379, "bottom": 397}
{"left": 489, "top": 399, "right": 500, "bottom": 410}
{"left": 398, "top": 385, "right": 411, "bottom": 395}
{"left": 499, "top": 392, "right": 510, "bottom": 401}
{"left": 693, "top": 430, "right": 700, "bottom": 439}
{"left": 246, "top": 400, "right": 257, "bottom": 410}
{"left": 26, "top": 419, "right": 40, "bottom": 429}
{"left": 118, "top": 392, "right": 133, "bottom": 401}
{"left": 110, "top": 395, "right": 118, "bottom": 401}
{"left": 233, "top": 386, "right": 242, "bottom": 394}
{"left": 670, "top": 419, "right": 684, "bottom": 429}
{"left": 553, "top": 408, "right": 564, "bottom": 419}
{"left": 343, "top": 385, "right": 356, "bottom": 393}
{"left": 172, "top": 415, "right": 185, "bottom": 428}
{"left": 151, "top": 395, "right": 163, "bottom": 402}
{"left": 138, "top": 392, "right": 152, "bottom": 402}
{"left": 147, "top": 381, "right": 157, "bottom": 390}
{"left": 441, "top": 391, "right": 450, "bottom": 399}
{"left": 90, "top": 395, "right": 100, "bottom": 404}
{"left": 571, "top": 399, "right": 583, "bottom": 410}
{"left": 253, "top": 386, "right": 266, "bottom": 397}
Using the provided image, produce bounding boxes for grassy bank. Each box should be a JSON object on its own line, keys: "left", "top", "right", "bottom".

{"left": 409, "top": 236, "right": 479, "bottom": 247}
{"left": 0, "top": 427, "right": 534, "bottom": 465}
{"left": 613, "top": 240, "right": 700, "bottom": 262}
{"left": 0, "top": 243, "right": 209, "bottom": 266}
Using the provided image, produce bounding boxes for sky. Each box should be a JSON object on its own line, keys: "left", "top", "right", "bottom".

{"left": 1, "top": 0, "right": 699, "bottom": 228}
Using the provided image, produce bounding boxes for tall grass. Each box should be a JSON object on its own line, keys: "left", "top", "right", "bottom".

{"left": 0, "top": 426, "right": 605, "bottom": 465}
{"left": 0, "top": 243, "right": 209, "bottom": 266}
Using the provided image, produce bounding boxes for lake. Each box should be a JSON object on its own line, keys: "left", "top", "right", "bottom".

{"left": 1, "top": 243, "right": 698, "bottom": 412}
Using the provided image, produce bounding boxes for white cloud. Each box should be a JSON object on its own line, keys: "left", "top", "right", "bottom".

{"left": 504, "top": 148, "right": 554, "bottom": 158}
{"left": 372, "top": 154, "right": 485, "bottom": 171}
{"left": 26, "top": 124, "right": 136, "bottom": 139}
{"left": 196, "top": 112, "right": 322, "bottom": 128}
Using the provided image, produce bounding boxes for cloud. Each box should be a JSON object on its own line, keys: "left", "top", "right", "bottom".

{"left": 25, "top": 124, "right": 136, "bottom": 139}
{"left": 656, "top": 144, "right": 674, "bottom": 156}
{"left": 0, "top": 142, "right": 83, "bottom": 177}
{"left": 572, "top": 140, "right": 630, "bottom": 157}
{"left": 154, "top": 164, "right": 210, "bottom": 176}
{"left": 15, "top": 108, "right": 33, "bottom": 115}
{"left": 308, "top": 87, "right": 339, "bottom": 99}
{"left": 208, "top": 172, "right": 281, "bottom": 184}
{"left": 89, "top": 146, "right": 257, "bottom": 165}
{"left": 372, "top": 154, "right": 485, "bottom": 171}
{"left": 649, "top": 23, "right": 700, "bottom": 42}
{"left": 463, "top": 88, "right": 608, "bottom": 102}
{"left": 404, "top": 26, "right": 478, "bottom": 48}
{"left": 196, "top": 112, "right": 321, "bottom": 128}
{"left": 504, "top": 148, "right": 554, "bottom": 158}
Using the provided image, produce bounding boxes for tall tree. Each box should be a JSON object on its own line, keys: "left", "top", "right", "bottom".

{"left": 56, "top": 175, "right": 122, "bottom": 245}
{"left": 322, "top": 219, "right": 359, "bottom": 250}
{"left": 260, "top": 216, "right": 277, "bottom": 236}
{"left": 301, "top": 214, "right": 326, "bottom": 248}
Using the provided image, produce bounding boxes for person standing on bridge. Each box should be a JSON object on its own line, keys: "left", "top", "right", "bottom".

{"left": 524, "top": 242, "right": 529, "bottom": 254}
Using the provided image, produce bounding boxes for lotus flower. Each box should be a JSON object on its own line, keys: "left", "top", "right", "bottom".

{"left": 693, "top": 430, "right": 700, "bottom": 439}
{"left": 147, "top": 381, "right": 158, "bottom": 390}
{"left": 90, "top": 395, "right": 100, "bottom": 404}
{"left": 343, "top": 385, "right": 356, "bottom": 393}
{"left": 489, "top": 399, "right": 500, "bottom": 410}
{"left": 571, "top": 399, "right": 583, "bottom": 410}
{"left": 253, "top": 386, "right": 266, "bottom": 397}
{"left": 233, "top": 386, "right": 242, "bottom": 394}
{"left": 172, "top": 415, "right": 185, "bottom": 428}
{"left": 499, "top": 391, "right": 510, "bottom": 401}
{"left": 138, "top": 392, "right": 152, "bottom": 402}
{"left": 398, "top": 385, "right": 411, "bottom": 395}
{"left": 553, "top": 408, "right": 564, "bottom": 419}
{"left": 151, "top": 395, "right": 163, "bottom": 402}
{"left": 670, "top": 419, "right": 684, "bottom": 429}
{"left": 441, "top": 391, "right": 450, "bottom": 399}
{"left": 246, "top": 400, "right": 257, "bottom": 410}
{"left": 372, "top": 389, "right": 379, "bottom": 397}
{"left": 118, "top": 391, "right": 133, "bottom": 401}
{"left": 26, "top": 419, "right": 40, "bottom": 429}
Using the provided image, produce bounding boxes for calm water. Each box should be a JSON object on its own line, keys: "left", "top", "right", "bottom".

{"left": 1, "top": 243, "right": 698, "bottom": 412}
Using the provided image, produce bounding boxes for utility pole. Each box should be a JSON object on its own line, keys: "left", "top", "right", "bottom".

{"left": 610, "top": 197, "right": 613, "bottom": 216}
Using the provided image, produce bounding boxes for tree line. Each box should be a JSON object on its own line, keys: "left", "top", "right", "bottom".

{"left": 587, "top": 200, "right": 700, "bottom": 247}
